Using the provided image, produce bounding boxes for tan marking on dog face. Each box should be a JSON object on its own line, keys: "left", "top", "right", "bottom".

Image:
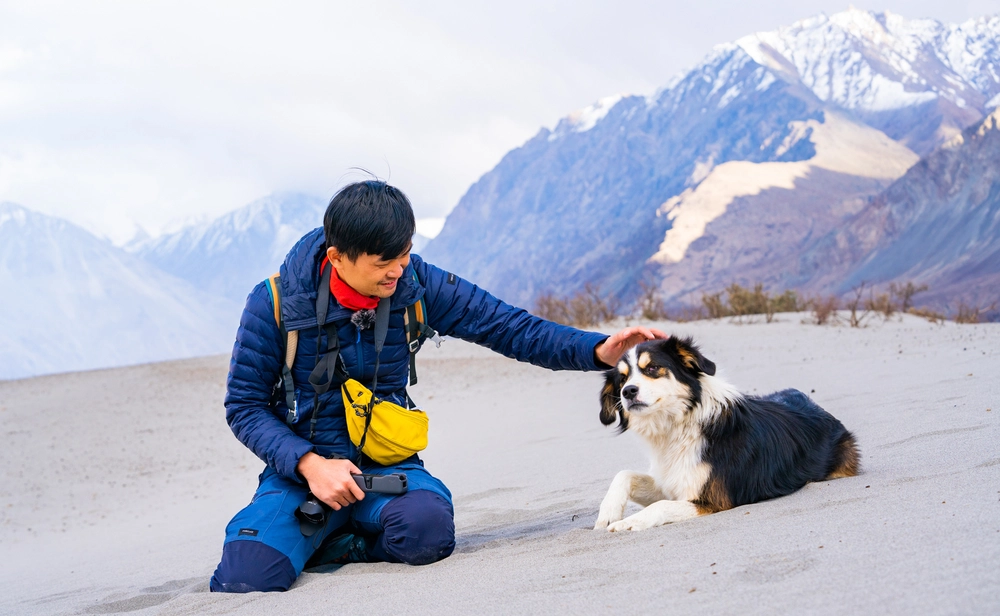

{"left": 637, "top": 352, "right": 652, "bottom": 370}
{"left": 617, "top": 361, "right": 629, "bottom": 377}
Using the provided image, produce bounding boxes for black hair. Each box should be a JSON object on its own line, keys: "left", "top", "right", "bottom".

{"left": 323, "top": 180, "right": 416, "bottom": 261}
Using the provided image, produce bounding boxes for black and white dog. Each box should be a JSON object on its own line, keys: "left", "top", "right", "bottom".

{"left": 594, "top": 336, "right": 859, "bottom": 532}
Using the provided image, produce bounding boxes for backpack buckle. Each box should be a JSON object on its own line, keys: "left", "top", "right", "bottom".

{"left": 408, "top": 339, "right": 421, "bottom": 353}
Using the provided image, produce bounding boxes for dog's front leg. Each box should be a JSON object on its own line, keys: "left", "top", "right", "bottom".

{"left": 594, "top": 471, "right": 660, "bottom": 530}
{"left": 607, "top": 500, "right": 701, "bottom": 532}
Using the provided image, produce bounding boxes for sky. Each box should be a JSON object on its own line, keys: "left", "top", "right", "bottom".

{"left": 2, "top": 0, "right": 999, "bottom": 244}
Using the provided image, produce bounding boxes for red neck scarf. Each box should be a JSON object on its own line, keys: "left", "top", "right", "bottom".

{"left": 322, "top": 257, "right": 379, "bottom": 311}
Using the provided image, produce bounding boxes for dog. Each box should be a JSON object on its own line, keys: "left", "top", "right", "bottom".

{"left": 594, "top": 336, "right": 859, "bottom": 532}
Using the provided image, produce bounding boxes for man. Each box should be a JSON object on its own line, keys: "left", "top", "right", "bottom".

{"left": 211, "top": 180, "right": 664, "bottom": 592}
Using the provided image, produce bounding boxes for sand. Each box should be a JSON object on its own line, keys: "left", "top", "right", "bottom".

{"left": 1, "top": 314, "right": 998, "bottom": 615}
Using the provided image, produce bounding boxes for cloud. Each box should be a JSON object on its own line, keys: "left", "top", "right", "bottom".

{"left": 0, "top": 0, "right": 989, "bottom": 243}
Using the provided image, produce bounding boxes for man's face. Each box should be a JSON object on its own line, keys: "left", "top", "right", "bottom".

{"left": 327, "top": 245, "right": 411, "bottom": 298}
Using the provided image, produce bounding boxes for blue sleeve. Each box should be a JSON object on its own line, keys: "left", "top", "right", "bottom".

{"left": 413, "top": 256, "right": 609, "bottom": 371}
{"left": 224, "top": 283, "right": 315, "bottom": 481}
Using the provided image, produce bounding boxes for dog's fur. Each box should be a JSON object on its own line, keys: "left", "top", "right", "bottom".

{"left": 594, "top": 336, "right": 859, "bottom": 532}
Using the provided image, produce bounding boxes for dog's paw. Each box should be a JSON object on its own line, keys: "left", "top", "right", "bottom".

{"left": 593, "top": 516, "right": 611, "bottom": 531}
{"left": 594, "top": 502, "right": 625, "bottom": 530}
{"left": 607, "top": 512, "right": 658, "bottom": 532}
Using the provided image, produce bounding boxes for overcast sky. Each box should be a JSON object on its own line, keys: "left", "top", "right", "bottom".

{"left": 2, "top": 0, "right": 998, "bottom": 243}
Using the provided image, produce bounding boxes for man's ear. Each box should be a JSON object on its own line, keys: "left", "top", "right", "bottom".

{"left": 326, "top": 246, "right": 342, "bottom": 266}
{"left": 599, "top": 371, "right": 629, "bottom": 432}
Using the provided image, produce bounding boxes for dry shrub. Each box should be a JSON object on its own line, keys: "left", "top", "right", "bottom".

{"left": 845, "top": 282, "right": 872, "bottom": 328}
{"left": 700, "top": 283, "right": 802, "bottom": 323}
{"left": 866, "top": 290, "right": 895, "bottom": 319}
{"left": 534, "top": 292, "right": 571, "bottom": 325}
{"left": 954, "top": 300, "right": 998, "bottom": 324}
{"left": 771, "top": 290, "right": 802, "bottom": 313}
{"left": 890, "top": 281, "right": 928, "bottom": 312}
{"left": 810, "top": 295, "right": 841, "bottom": 325}
{"left": 533, "top": 283, "right": 620, "bottom": 328}
{"left": 907, "top": 307, "right": 946, "bottom": 324}
{"left": 671, "top": 305, "right": 707, "bottom": 322}
{"left": 636, "top": 282, "right": 670, "bottom": 321}
{"left": 701, "top": 291, "right": 728, "bottom": 320}
{"left": 863, "top": 280, "right": 929, "bottom": 320}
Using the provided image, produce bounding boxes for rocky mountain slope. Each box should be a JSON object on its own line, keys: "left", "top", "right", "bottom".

{"left": 799, "top": 107, "right": 1000, "bottom": 312}
{"left": 0, "top": 203, "right": 240, "bottom": 380}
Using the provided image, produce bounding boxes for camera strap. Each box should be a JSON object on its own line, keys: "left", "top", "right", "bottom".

{"left": 355, "top": 296, "right": 390, "bottom": 465}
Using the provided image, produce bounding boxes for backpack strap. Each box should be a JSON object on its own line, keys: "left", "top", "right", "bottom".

{"left": 265, "top": 273, "right": 299, "bottom": 425}
{"left": 402, "top": 269, "right": 440, "bottom": 386}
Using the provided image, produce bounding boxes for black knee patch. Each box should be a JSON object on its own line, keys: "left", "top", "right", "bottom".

{"left": 375, "top": 490, "right": 456, "bottom": 565}
{"left": 210, "top": 540, "right": 297, "bottom": 593}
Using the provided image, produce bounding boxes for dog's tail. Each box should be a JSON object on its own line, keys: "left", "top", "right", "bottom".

{"left": 827, "top": 431, "right": 861, "bottom": 479}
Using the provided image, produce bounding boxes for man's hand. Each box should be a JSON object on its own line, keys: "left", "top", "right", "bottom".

{"left": 594, "top": 326, "right": 669, "bottom": 367}
{"left": 296, "top": 452, "right": 366, "bottom": 510}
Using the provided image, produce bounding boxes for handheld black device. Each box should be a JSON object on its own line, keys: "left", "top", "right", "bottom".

{"left": 352, "top": 473, "right": 408, "bottom": 495}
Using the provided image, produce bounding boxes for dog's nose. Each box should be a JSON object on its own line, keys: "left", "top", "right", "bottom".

{"left": 622, "top": 385, "right": 639, "bottom": 400}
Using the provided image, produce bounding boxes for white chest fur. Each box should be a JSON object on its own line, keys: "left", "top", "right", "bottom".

{"left": 642, "top": 422, "right": 711, "bottom": 501}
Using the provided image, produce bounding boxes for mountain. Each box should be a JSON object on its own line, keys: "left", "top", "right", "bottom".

{"left": 129, "top": 192, "right": 327, "bottom": 304}
{"left": 422, "top": 9, "right": 1000, "bottom": 311}
{"left": 423, "top": 37, "right": 913, "bottom": 307}
{"left": 737, "top": 9, "right": 1000, "bottom": 156}
{"left": 0, "top": 203, "right": 241, "bottom": 380}
{"left": 798, "top": 107, "right": 1000, "bottom": 312}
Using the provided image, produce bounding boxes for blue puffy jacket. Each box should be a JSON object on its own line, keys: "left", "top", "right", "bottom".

{"left": 225, "top": 228, "right": 609, "bottom": 481}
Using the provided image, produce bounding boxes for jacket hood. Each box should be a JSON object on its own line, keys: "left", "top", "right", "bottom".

{"left": 278, "top": 227, "right": 424, "bottom": 331}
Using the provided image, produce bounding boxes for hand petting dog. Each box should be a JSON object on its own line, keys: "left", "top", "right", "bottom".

{"left": 594, "top": 327, "right": 668, "bottom": 367}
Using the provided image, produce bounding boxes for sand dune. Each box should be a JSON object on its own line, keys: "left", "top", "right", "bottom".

{"left": 1, "top": 315, "right": 998, "bottom": 614}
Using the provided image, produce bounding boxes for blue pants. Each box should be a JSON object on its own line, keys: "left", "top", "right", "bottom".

{"left": 210, "top": 459, "right": 455, "bottom": 592}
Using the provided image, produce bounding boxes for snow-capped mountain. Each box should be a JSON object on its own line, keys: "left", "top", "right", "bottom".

{"left": 129, "top": 192, "right": 327, "bottom": 304}
{"left": 737, "top": 9, "right": 1000, "bottom": 155}
{"left": 0, "top": 203, "right": 241, "bottom": 380}
{"left": 422, "top": 9, "right": 1000, "bottom": 311}
{"left": 797, "top": 107, "right": 1000, "bottom": 313}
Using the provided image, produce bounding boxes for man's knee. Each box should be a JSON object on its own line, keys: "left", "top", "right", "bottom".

{"left": 210, "top": 540, "right": 297, "bottom": 593}
{"left": 376, "top": 490, "right": 455, "bottom": 565}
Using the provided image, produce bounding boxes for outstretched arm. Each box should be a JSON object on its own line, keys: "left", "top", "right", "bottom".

{"left": 414, "top": 256, "right": 666, "bottom": 371}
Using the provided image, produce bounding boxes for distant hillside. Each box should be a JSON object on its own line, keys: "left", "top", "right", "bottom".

{"left": 0, "top": 203, "right": 240, "bottom": 380}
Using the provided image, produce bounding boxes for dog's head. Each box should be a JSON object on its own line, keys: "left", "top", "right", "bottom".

{"left": 599, "top": 336, "right": 716, "bottom": 431}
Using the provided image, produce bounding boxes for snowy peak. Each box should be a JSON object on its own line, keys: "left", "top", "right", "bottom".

{"left": 130, "top": 192, "right": 328, "bottom": 303}
{"left": 549, "top": 94, "right": 630, "bottom": 140}
{"left": 736, "top": 8, "right": 1000, "bottom": 154}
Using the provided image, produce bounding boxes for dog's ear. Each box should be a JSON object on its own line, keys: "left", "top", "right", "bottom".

{"left": 599, "top": 370, "right": 630, "bottom": 432}
{"left": 671, "top": 337, "right": 716, "bottom": 376}
{"left": 599, "top": 371, "right": 620, "bottom": 426}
